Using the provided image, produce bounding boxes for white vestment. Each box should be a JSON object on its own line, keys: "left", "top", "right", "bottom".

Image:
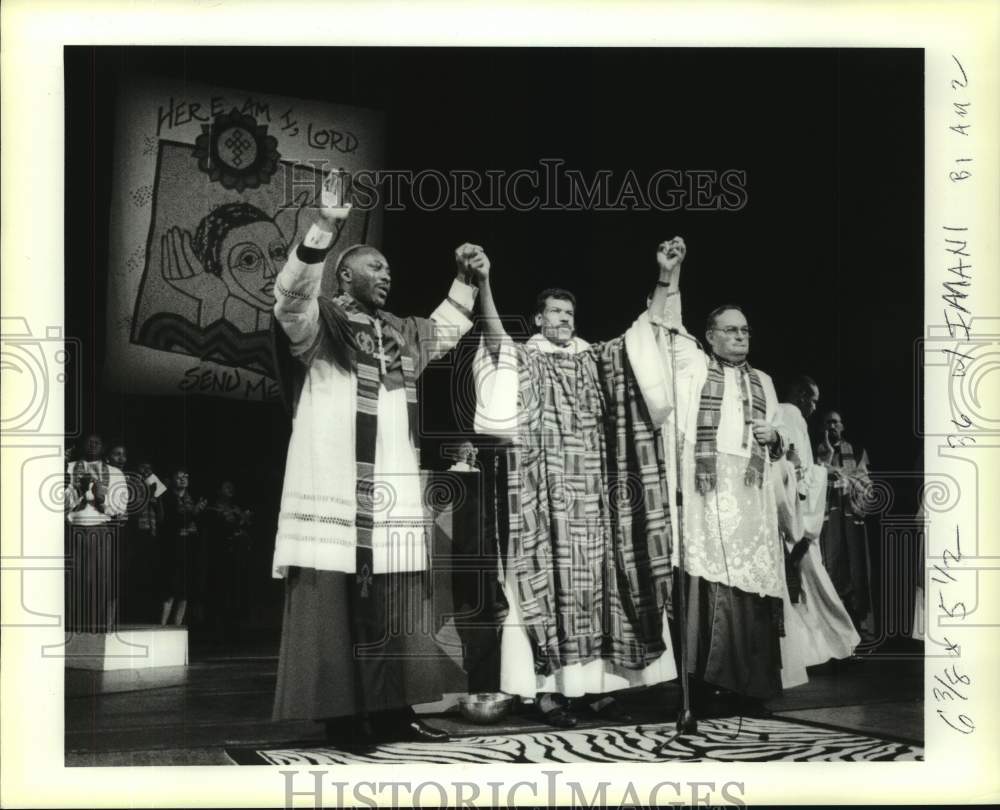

{"left": 647, "top": 326, "right": 786, "bottom": 600}
{"left": 773, "top": 403, "right": 860, "bottom": 665}
{"left": 635, "top": 325, "right": 809, "bottom": 689}
{"left": 270, "top": 251, "right": 475, "bottom": 577}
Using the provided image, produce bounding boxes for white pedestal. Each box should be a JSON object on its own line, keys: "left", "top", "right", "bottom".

{"left": 63, "top": 624, "right": 188, "bottom": 671}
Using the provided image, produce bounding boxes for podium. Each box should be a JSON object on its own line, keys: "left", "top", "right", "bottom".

{"left": 64, "top": 521, "right": 187, "bottom": 671}
{"left": 425, "top": 467, "right": 505, "bottom": 694}
{"left": 65, "top": 522, "right": 120, "bottom": 634}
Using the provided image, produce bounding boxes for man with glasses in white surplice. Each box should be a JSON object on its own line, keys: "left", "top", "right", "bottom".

{"left": 642, "top": 262, "right": 788, "bottom": 715}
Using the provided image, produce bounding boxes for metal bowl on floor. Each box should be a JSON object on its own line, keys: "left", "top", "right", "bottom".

{"left": 457, "top": 692, "right": 515, "bottom": 724}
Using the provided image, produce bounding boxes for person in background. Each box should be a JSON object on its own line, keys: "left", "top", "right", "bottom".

{"left": 64, "top": 433, "right": 130, "bottom": 630}
{"left": 66, "top": 433, "right": 128, "bottom": 518}
{"left": 106, "top": 442, "right": 127, "bottom": 472}
{"left": 101, "top": 441, "right": 131, "bottom": 623}
{"left": 773, "top": 378, "right": 861, "bottom": 668}
{"left": 816, "top": 410, "right": 875, "bottom": 637}
{"left": 447, "top": 440, "right": 479, "bottom": 472}
{"left": 202, "top": 480, "right": 253, "bottom": 643}
{"left": 124, "top": 459, "right": 166, "bottom": 623}
{"left": 159, "top": 468, "right": 207, "bottom": 627}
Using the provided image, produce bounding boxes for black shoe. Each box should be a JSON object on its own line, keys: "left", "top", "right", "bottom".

{"left": 588, "top": 698, "right": 634, "bottom": 724}
{"left": 324, "top": 717, "right": 378, "bottom": 753}
{"left": 693, "top": 686, "right": 740, "bottom": 719}
{"left": 392, "top": 719, "right": 450, "bottom": 743}
{"left": 540, "top": 706, "right": 578, "bottom": 729}
{"left": 738, "top": 697, "right": 772, "bottom": 718}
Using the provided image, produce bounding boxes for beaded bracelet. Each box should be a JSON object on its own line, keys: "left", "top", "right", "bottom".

{"left": 276, "top": 281, "right": 312, "bottom": 301}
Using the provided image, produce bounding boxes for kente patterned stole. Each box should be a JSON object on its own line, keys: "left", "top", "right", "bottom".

{"left": 694, "top": 355, "right": 768, "bottom": 494}
{"left": 835, "top": 440, "right": 859, "bottom": 473}
{"left": 833, "top": 440, "right": 871, "bottom": 518}
{"left": 334, "top": 294, "right": 419, "bottom": 596}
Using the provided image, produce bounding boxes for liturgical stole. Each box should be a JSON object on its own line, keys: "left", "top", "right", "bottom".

{"left": 336, "top": 296, "right": 419, "bottom": 596}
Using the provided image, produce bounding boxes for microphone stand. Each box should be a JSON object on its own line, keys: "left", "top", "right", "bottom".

{"left": 651, "top": 326, "right": 698, "bottom": 755}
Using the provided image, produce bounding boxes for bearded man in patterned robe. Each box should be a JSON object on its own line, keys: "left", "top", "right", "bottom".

{"left": 472, "top": 240, "right": 684, "bottom": 727}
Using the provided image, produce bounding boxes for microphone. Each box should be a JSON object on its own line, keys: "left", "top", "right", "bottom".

{"left": 666, "top": 327, "right": 704, "bottom": 353}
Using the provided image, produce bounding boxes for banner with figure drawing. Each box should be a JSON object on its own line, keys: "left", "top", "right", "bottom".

{"left": 104, "top": 75, "right": 383, "bottom": 400}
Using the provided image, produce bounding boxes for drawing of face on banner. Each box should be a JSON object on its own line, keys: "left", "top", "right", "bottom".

{"left": 105, "top": 77, "right": 383, "bottom": 401}
{"left": 132, "top": 141, "right": 337, "bottom": 374}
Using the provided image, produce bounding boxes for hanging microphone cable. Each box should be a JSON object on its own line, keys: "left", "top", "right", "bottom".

{"left": 711, "top": 362, "right": 774, "bottom": 741}
{"left": 652, "top": 338, "right": 770, "bottom": 755}
{"left": 650, "top": 326, "right": 699, "bottom": 756}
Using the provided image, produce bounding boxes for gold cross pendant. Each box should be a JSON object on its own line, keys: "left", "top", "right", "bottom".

{"left": 372, "top": 320, "right": 389, "bottom": 376}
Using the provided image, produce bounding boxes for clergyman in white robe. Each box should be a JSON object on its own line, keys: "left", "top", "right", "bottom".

{"left": 774, "top": 402, "right": 861, "bottom": 667}
{"left": 269, "top": 227, "right": 476, "bottom": 729}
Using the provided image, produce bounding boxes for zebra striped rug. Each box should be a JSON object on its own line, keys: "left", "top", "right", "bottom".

{"left": 226, "top": 716, "right": 922, "bottom": 764}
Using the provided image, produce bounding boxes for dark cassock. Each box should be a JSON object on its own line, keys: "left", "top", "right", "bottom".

{"left": 473, "top": 312, "right": 677, "bottom": 700}
{"left": 269, "top": 240, "right": 475, "bottom": 730}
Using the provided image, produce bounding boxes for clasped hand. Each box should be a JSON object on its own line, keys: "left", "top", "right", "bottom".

{"left": 454, "top": 242, "right": 490, "bottom": 282}
{"left": 656, "top": 236, "right": 687, "bottom": 275}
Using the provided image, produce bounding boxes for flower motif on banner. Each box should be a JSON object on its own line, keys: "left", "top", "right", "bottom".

{"left": 194, "top": 109, "right": 280, "bottom": 192}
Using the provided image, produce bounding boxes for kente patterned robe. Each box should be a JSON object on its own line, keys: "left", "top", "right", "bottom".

{"left": 474, "top": 315, "right": 677, "bottom": 697}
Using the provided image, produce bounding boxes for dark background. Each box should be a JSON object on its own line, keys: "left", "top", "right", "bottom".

{"left": 65, "top": 46, "right": 924, "bottom": 640}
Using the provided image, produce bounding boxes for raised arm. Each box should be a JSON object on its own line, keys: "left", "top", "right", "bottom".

{"left": 273, "top": 171, "right": 350, "bottom": 358}
{"left": 464, "top": 246, "right": 519, "bottom": 437}
{"left": 418, "top": 244, "right": 482, "bottom": 362}
{"left": 461, "top": 244, "right": 506, "bottom": 356}
{"left": 648, "top": 235, "right": 704, "bottom": 379}
{"left": 648, "top": 236, "right": 685, "bottom": 330}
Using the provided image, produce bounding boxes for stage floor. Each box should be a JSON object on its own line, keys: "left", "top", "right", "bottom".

{"left": 66, "top": 638, "right": 924, "bottom": 766}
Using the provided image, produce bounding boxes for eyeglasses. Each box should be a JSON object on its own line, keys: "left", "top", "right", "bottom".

{"left": 712, "top": 326, "right": 752, "bottom": 337}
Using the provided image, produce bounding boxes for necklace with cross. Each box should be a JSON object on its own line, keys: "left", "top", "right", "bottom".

{"left": 372, "top": 319, "right": 390, "bottom": 377}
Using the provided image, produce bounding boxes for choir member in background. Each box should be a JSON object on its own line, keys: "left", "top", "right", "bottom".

{"left": 159, "top": 468, "right": 207, "bottom": 627}
{"left": 816, "top": 410, "right": 876, "bottom": 637}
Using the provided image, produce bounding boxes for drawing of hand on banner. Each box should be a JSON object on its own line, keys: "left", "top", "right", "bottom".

{"left": 158, "top": 190, "right": 313, "bottom": 333}
{"left": 134, "top": 181, "right": 323, "bottom": 376}
{"left": 160, "top": 227, "right": 228, "bottom": 327}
